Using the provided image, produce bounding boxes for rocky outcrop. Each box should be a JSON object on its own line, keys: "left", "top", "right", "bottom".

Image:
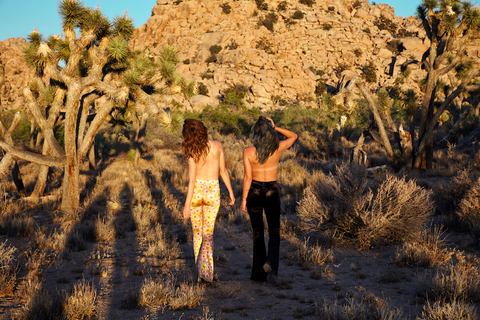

{"left": 0, "top": 38, "right": 35, "bottom": 110}
{"left": 128, "top": 0, "right": 434, "bottom": 110}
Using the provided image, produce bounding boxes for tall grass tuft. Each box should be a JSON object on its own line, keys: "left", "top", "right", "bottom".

{"left": 64, "top": 279, "right": 97, "bottom": 320}
{"left": 418, "top": 301, "right": 478, "bottom": 320}
{"left": 297, "top": 164, "right": 433, "bottom": 247}
{"left": 456, "top": 177, "right": 480, "bottom": 239}
{"left": 296, "top": 238, "right": 334, "bottom": 266}
{"left": 315, "top": 297, "right": 406, "bottom": 320}
{"left": 144, "top": 223, "right": 181, "bottom": 260}
{"left": 0, "top": 241, "right": 16, "bottom": 297}
{"left": 418, "top": 263, "right": 480, "bottom": 303}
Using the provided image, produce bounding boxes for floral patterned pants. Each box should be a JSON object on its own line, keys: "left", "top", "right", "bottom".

{"left": 190, "top": 180, "right": 220, "bottom": 282}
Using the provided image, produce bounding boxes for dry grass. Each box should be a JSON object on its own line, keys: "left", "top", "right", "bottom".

{"left": 134, "top": 277, "right": 205, "bottom": 310}
{"left": 315, "top": 297, "right": 406, "bottom": 320}
{"left": 418, "top": 262, "right": 480, "bottom": 303}
{"left": 296, "top": 238, "right": 334, "bottom": 266}
{"left": 395, "top": 226, "right": 456, "bottom": 268}
{"left": 418, "top": 301, "right": 479, "bottom": 320}
{"left": 64, "top": 279, "right": 97, "bottom": 320}
{"left": 143, "top": 223, "right": 181, "bottom": 260}
{"left": 0, "top": 240, "right": 16, "bottom": 297}
{"left": 457, "top": 177, "right": 480, "bottom": 239}
{"left": 298, "top": 164, "right": 433, "bottom": 247}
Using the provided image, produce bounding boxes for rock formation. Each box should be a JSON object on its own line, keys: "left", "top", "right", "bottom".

{"left": 2, "top": 0, "right": 480, "bottom": 111}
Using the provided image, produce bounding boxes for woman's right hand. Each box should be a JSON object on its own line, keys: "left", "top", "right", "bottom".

{"left": 183, "top": 206, "right": 191, "bottom": 221}
{"left": 266, "top": 117, "right": 275, "bottom": 129}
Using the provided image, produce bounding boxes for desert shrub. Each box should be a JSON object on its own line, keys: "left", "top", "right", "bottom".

{"left": 64, "top": 279, "right": 97, "bottom": 320}
{"left": 137, "top": 278, "right": 204, "bottom": 310}
{"left": 315, "top": 80, "right": 327, "bottom": 96}
{"left": 197, "top": 82, "right": 209, "bottom": 96}
{"left": 456, "top": 177, "right": 480, "bottom": 236}
{"left": 200, "top": 69, "right": 214, "bottom": 80}
{"left": 223, "top": 83, "right": 249, "bottom": 100}
{"left": 386, "top": 39, "right": 402, "bottom": 55}
{"left": 256, "top": 36, "right": 274, "bottom": 54}
{"left": 226, "top": 39, "right": 238, "bottom": 50}
{"left": 315, "top": 297, "right": 406, "bottom": 320}
{"left": 375, "top": 14, "right": 397, "bottom": 34}
{"left": 144, "top": 223, "right": 181, "bottom": 260}
{"left": 209, "top": 45, "right": 222, "bottom": 55}
{"left": 169, "top": 283, "right": 205, "bottom": 310}
{"left": 418, "top": 301, "right": 478, "bottom": 320}
{"left": 418, "top": 263, "right": 480, "bottom": 302}
{"left": 362, "top": 61, "right": 377, "bottom": 83}
{"left": 65, "top": 231, "right": 88, "bottom": 252}
{"left": 327, "top": 6, "right": 335, "bottom": 12}
{"left": 292, "top": 10, "right": 304, "bottom": 19}
{"left": 270, "top": 105, "right": 324, "bottom": 133}
{"left": 255, "top": 0, "right": 268, "bottom": 10}
{"left": 322, "top": 23, "right": 332, "bottom": 31}
{"left": 205, "top": 54, "right": 217, "bottom": 63}
{"left": 354, "top": 48, "right": 362, "bottom": 57}
{"left": 277, "top": 0, "right": 288, "bottom": 10}
{"left": 298, "top": 164, "right": 433, "bottom": 248}
{"left": 220, "top": 3, "right": 231, "bottom": 14}
{"left": 395, "top": 226, "right": 454, "bottom": 268}
{"left": 300, "top": 0, "right": 315, "bottom": 6}
{"left": 182, "top": 58, "right": 190, "bottom": 64}
{"left": 127, "top": 149, "right": 136, "bottom": 164}
{"left": 0, "top": 217, "right": 34, "bottom": 238}
{"left": 297, "top": 238, "right": 334, "bottom": 266}
{"left": 259, "top": 12, "right": 278, "bottom": 31}
{"left": 397, "top": 28, "right": 413, "bottom": 37}
{"left": 433, "top": 168, "right": 478, "bottom": 216}
{"left": 0, "top": 241, "right": 16, "bottom": 297}
{"left": 363, "top": 27, "right": 371, "bottom": 34}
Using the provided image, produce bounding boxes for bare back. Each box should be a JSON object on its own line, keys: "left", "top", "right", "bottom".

{"left": 244, "top": 146, "right": 283, "bottom": 182}
{"left": 194, "top": 140, "right": 222, "bottom": 180}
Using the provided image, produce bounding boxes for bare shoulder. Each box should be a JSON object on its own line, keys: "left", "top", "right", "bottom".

{"left": 243, "top": 146, "right": 255, "bottom": 156}
{"left": 209, "top": 140, "right": 223, "bottom": 153}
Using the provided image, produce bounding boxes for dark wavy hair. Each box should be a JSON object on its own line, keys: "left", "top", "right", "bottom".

{"left": 250, "top": 116, "right": 279, "bottom": 164}
{"left": 182, "top": 119, "right": 210, "bottom": 163}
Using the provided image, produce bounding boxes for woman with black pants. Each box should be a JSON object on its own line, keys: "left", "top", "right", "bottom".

{"left": 241, "top": 116, "right": 297, "bottom": 285}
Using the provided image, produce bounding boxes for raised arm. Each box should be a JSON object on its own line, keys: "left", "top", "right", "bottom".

{"left": 241, "top": 147, "right": 253, "bottom": 213}
{"left": 266, "top": 117, "right": 297, "bottom": 151}
{"left": 183, "top": 157, "right": 197, "bottom": 221}
{"left": 218, "top": 142, "right": 235, "bottom": 205}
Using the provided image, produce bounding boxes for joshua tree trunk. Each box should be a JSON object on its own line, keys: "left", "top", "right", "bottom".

{"left": 443, "top": 105, "right": 472, "bottom": 145}
{"left": 133, "top": 112, "right": 148, "bottom": 167}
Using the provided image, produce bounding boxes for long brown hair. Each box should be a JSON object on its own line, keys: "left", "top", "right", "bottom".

{"left": 250, "top": 116, "right": 279, "bottom": 164}
{"left": 182, "top": 118, "right": 210, "bottom": 163}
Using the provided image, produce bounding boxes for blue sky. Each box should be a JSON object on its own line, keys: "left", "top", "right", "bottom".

{"left": 0, "top": 0, "right": 421, "bottom": 42}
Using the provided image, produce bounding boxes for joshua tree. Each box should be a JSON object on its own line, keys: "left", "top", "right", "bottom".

{"left": 414, "top": 0, "right": 480, "bottom": 169}
{"left": 0, "top": 0, "right": 178, "bottom": 212}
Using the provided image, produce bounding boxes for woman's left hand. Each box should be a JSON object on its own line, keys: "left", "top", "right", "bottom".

{"left": 241, "top": 198, "right": 247, "bottom": 213}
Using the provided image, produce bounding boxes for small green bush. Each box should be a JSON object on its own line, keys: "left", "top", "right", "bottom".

{"left": 277, "top": 1, "right": 288, "bottom": 11}
{"left": 375, "top": 14, "right": 397, "bottom": 34}
{"left": 209, "top": 45, "right": 222, "bottom": 55}
{"left": 386, "top": 39, "right": 402, "bottom": 55}
{"left": 300, "top": 0, "right": 315, "bottom": 7}
{"left": 315, "top": 80, "right": 326, "bottom": 96}
{"left": 292, "top": 10, "right": 304, "bottom": 19}
{"left": 363, "top": 27, "right": 371, "bottom": 34}
{"left": 198, "top": 82, "right": 209, "bottom": 96}
{"left": 327, "top": 6, "right": 335, "bottom": 12}
{"left": 354, "top": 48, "right": 362, "bottom": 57}
{"left": 220, "top": 3, "right": 232, "bottom": 14}
{"left": 322, "top": 23, "right": 332, "bottom": 31}
{"left": 259, "top": 12, "right": 278, "bottom": 31}
{"left": 200, "top": 69, "right": 214, "bottom": 80}
{"left": 362, "top": 61, "right": 377, "bottom": 83}
{"left": 255, "top": 0, "right": 268, "bottom": 10}
{"left": 182, "top": 59, "right": 190, "bottom": 64}
{"left": 397, "top": 28, "right": 413, "bottom": 37}
{"left": 205, "top": 55, "right": 217, "bottom": 63}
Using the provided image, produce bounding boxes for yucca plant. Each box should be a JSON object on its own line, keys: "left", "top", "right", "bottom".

{"left": 3, "top": 0, "right": 182, "bottom": 212}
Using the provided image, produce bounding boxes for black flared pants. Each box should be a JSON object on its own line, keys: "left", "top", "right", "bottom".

{"left": 246, "top": 180, "right": 281, "bottom": 281}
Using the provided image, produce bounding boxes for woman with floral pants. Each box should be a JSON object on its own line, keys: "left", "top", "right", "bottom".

{"left": 182, "top": 119, "right": 235, "bottom": 283}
